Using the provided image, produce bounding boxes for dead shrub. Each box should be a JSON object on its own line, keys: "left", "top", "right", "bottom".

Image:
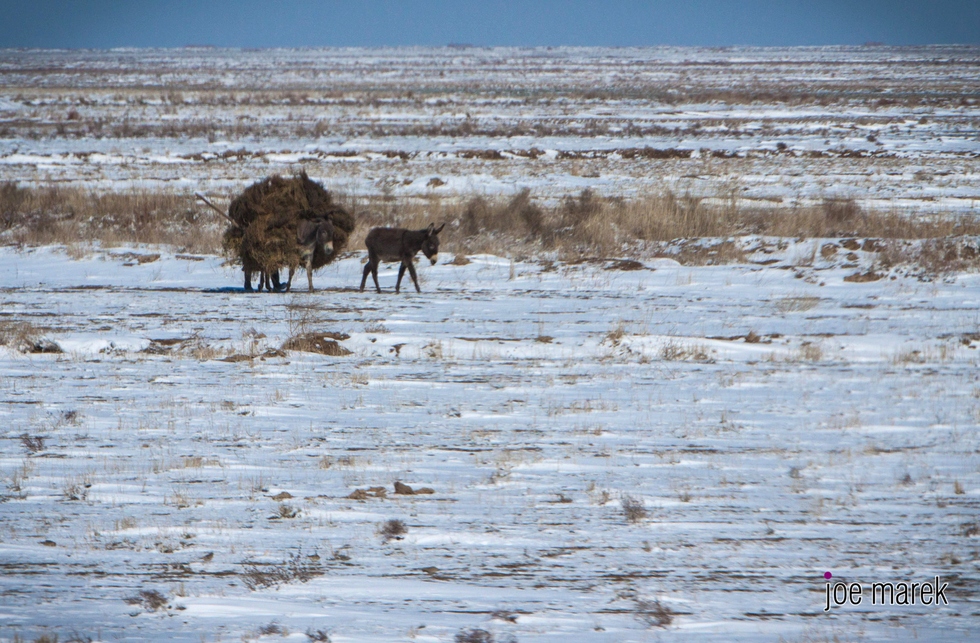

{"left": 273, "top": 503, "right": 300, "bottom": 519}
{"left": 635, "top": 598, "right": 674, "bottom": 628}
{"left": 124, "top": 589, "right": 169, "bottom": 612}
{"left": 20, "top": 433, "right": 44, "bottom": 454}
{"left": 461, "top": 188, "right": 546, "bottom": 240}
{"left": 306, "top": 628, "right": 332, "bottom": 642}
{"left": 379, "top": 518, "right": 408, "bottom": 542}
{"left": 461, "top": 196, "right": 494, "bottom": 236}
{"left": 455, "top": 629, "right": 495, "bottom": 643}
{"left": 62, "top": 476, "right": 89, "bottom": 502}
{"left": 240, "top": 551, "right": 324, "bottom": 590}
{"left": 258, "top": 622, "right": 287, "bottom": 636}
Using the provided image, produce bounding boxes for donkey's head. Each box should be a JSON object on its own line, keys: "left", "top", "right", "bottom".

{"left": 421, "top": 223, "right": 445, "bottom": 265}
{"left": 297, "top": 218, "right": 335, "bottom": 258}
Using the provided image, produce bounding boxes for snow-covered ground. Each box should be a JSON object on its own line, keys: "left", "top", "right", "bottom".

{"left": 1, "top": 46, "right": 980, "bottom": 642}
{"left": 1, "top": 46, "right": 978, "bottom": 212}
{"left": 1, "top": 243, "right": 979, "bottom": 642}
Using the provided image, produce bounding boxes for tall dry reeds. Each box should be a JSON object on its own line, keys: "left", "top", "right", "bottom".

{"left": 3, "top": 182, "right": 978, "bottom": 267}
{"left": 1, "top": 182, "right": 222, "bottom": 252}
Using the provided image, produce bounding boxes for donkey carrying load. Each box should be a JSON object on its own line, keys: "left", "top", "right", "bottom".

{"left": 360, "top": 223, "right": 445, "bottom": 293}
{"left": 199, "top": 173, "right": 355, "bottom": 293}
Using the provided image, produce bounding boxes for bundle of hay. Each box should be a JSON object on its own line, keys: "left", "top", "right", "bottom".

{"left": 221, "top": 172, "right": 355, "bottom": 277}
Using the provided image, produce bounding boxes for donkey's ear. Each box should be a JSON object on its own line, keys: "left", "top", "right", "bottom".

{"left": 434, "top": 223, "right": 445, "bottom": 234}
{"left": 425, "top": 223, "right": 435, "bottom": 235}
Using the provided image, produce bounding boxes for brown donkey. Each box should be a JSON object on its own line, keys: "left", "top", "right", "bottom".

{"left": 284, "top": 218, "right": 334, "bottom": 292}
{"left": 360, "top": 223, "right": 445, "bottom": 293}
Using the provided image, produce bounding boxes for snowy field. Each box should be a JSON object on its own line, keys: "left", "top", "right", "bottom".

{"left": 1, "top": 46, "right": 978, "bottom": 211}
{"left": 1, "top": 47, "right": 980, "bottom": 642}
{"left": 2, "top": 244, "right": 980, "bottom": 642}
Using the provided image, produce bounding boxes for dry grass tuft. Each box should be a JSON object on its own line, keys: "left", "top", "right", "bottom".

{"left": 775, "top": 296, "right": 820, "bottom": 313}
{"left": 659, "top": 339, "right": 711, "bottom": 362}
{"left": 796, "top": 342, "right": 824, "bottom": 362}
{"left": 0, "top": 320, "right": 61, "bottom": 353}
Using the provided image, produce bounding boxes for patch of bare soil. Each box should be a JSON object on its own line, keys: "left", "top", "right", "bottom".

{"left": 605, "top": 259, "right": 646, "bottom": 271}
{"left": 844, "top": 271, "right": 884, "bottom": 283}
{"left": 281, "top": 332, "right": 352, "bottom": 356}
{"left": 394, "top": 481, "right": 435, "bottom": 495}
{"left": 348, "top": 486, "right": 387, "bottom": 500}
{"left": 655, "top": 240, "right": 747, "bottom": 265}
{"left": 113, "top": 252, "right": 161, "bottom": 265}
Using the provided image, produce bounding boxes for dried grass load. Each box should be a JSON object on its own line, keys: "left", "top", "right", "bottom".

{"left": 221, "top": 173, "right": 355, "bottom": 278}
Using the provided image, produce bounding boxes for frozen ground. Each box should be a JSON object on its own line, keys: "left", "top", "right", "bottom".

{"left": 1, "top": 46, "right": 979, "bottom": 212}
{"left": 1, "top": 242, "right": 979, "bottom": 642}
{"left": 1, "top": 46, "right": 979, "bottom": 642}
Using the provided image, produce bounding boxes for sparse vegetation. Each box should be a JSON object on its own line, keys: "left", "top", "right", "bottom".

{"left": 635, "top": 598, "right": 674, "bottom": 628}
{"left": 776, "top": 296, "right": 820, "bottom": 313}
{"left": 305, "top": 628, "right": 331, "bottom": 642}
{"left": 455, "top": 629, "right": 496, "bottom": 643}
{"left": 4, "top": 183, "right": 978, "bottom": 272}
{"left": 621, "top": 495, "right": 648, "bottom": 523}
{"left": 281, "top": 332, "right": 352, "bottom": 356}
{"left": 3, "top": 47, "right": 978, "bottom": 643}
{"left": 240, "top": 551, "right": 324, "bottom": 590}
{"left": 0, "top": 183, "right": 221, "bottom": 252}
{"left": 20, "top": 433, "right": 44, "bottom": 454}
{"left": 0, "top": 319, "right": 60, "bottom": 353}
{"left": 379, "top": 518, "right": 408, "bottom": 542}
{"left": 659, "top": 339, "right": 712, "bottom": 362}
{"left": 124, "top": 589, "right": 169, "bottom": 612}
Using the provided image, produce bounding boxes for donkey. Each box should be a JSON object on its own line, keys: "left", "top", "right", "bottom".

{"left": 244, "top": 266, "right": 281, "bottom": 292}
{"left": 360, "top": 223, "right": 445, "bottom": 293}
{"left": 284, "top": 217, "right": 335, "bottom": 293}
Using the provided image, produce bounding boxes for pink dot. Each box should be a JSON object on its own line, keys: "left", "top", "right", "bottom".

{"left": 824, "top": 571, "right": 832, "bottom": 580}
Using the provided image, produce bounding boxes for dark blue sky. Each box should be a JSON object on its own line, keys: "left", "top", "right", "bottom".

{"left": 1, "top": 0, "right": 977, "bottom": 49}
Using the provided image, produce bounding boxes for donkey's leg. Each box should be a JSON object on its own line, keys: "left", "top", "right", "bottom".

{"left": 372, "top": 263, "right": 381, "bottom": 293}
{"left": 307, "top": 261, "right": 315, "bottom": 293}
{"left": 360, "top": 262, "right": 372, "bottom": 291}
{"left": 284, "top": 266, "right": 295, "bottom": 293}
{"left": 407, "top": 260, "right": 421, "bottom": 293}
{"left": 244, "top": 269, "right": 254, "bottom": 292}
{"left": 396, "top": 263, "right": 408, "bottom": 293}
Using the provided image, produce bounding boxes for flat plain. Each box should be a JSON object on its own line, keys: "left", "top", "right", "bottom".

{"left": 1, "top": 46, "right": 979, "bottom": 643}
